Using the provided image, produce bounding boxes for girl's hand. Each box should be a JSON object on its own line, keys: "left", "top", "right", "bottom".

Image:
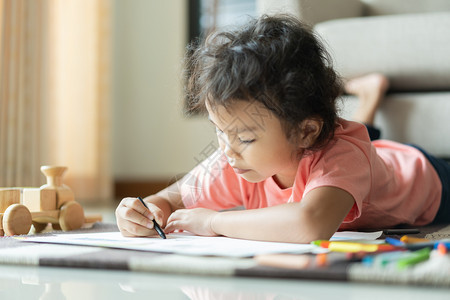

{"left": 115, "top": 197, "right": 165, "bottom": 237}
{"left": 165, "top": 208, "right": 218, "bottom": 236}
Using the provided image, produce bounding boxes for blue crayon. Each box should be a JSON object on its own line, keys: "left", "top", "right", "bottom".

{"left": 385, "top": 237, "right": 405, "bottom": 247}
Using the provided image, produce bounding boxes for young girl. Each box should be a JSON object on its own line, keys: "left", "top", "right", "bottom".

{"left": 116, "top": 15, "right": 449, "bottom": 243}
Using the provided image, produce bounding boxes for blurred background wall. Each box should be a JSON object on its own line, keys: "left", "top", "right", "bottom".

{"left": 113, "top": 0, "right": 214, "bottom": 197}
{"left": 112, "top": 0, "right": 256, "bottom": 199}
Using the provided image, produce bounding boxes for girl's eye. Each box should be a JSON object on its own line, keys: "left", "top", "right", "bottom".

{"left": 239, "top": 138, "right": 255, "bottom": 144}
{"left": 215, "top": 126, "right": 255, "bottom": 144}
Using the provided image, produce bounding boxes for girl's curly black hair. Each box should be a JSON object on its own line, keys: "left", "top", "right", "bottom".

{"left": 184, "top": 14, "right": 343, "bottom": 152}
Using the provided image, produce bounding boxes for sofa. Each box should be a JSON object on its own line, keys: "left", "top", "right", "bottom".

{"left": 257, "top": 0, "right": 450, "bottom": 159}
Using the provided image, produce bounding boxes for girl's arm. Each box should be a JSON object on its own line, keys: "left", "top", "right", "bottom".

{"left": 115, "top": 181, "right": 185, "bottom": 237}
{"left": 165, "top": 186, "right": 355, "bottom": 243}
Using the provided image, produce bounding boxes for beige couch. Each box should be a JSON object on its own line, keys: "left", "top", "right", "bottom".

{"left": 258, "top": 0, "right": 450, "bottom": 158}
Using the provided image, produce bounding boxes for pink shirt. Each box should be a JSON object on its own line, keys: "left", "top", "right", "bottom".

{"left": 181, "top": 119, "right": 442, "bottom": 229}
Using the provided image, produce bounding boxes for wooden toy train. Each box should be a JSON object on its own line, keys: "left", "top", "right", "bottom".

{"left": 0, "top": 166, "right": 100, "bottom": 236}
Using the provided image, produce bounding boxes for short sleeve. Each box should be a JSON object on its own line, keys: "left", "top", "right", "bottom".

{"left": 303, "top": 138, "right": 373, "bottom": 222}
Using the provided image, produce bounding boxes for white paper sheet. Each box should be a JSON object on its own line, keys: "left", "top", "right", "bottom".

{"left": 331, "top": 231, "right": 382, "bottom": 241}
{"left": 17, "top": 230, "right": 382, "bottom": 258}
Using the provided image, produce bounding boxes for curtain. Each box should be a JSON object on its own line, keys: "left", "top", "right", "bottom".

{"left": 0, "top": 0, "right": 112, "bottom": 202}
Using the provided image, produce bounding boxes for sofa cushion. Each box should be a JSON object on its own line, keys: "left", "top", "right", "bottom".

{"left": 315, "top": 12, "right": 450, "bottom": 92}
{"left": 339, "top": 92, "right": 450, "bottom": 157}
{"left": 361, "top": 0, "right": 450, "bottom": 17}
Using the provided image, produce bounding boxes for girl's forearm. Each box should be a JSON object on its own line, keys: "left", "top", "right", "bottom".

{"left": 211, "top": 187, "right": 354, "bottom": 243}
{"left": 210, "top": 202, "right": 335, "bottom": 243}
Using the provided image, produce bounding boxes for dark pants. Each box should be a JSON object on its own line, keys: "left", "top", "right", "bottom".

{"left": 366, "top": 124, "right": 450, "bottom": 224}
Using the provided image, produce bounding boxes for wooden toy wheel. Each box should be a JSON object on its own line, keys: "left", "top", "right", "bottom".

{"left": 3, "top": 204, "right": 32, "bottom": 236}
{"left": 59, "top": 201, "right": 85, "bottom": 231}
{"left": 32, "top": 221, "right": 48, "bottom": 233}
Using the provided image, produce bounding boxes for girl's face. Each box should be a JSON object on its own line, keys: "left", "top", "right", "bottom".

{"left": 206, "top": 100, "right": 300, "bottom": 189}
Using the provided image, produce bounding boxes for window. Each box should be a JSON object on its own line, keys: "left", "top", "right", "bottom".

{"left": 189, "top": 0, "right": 256, "bottom": 42}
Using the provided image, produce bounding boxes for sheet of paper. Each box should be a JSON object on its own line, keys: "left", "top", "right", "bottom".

{"left": 17, "top": 230, "right": 382, "bottom": 258}
{"left": 18, "top": 232, "right": 315, "bottom": 257}
{"left": 331, "top": 231, "right": 382, "bottom": 241}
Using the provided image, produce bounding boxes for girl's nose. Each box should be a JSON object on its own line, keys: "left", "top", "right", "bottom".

{"left": 219, "top": 135, "right": 240, "bottom": 160}
{"left": 224, "top": 143, "right": 240, "bottom": 160}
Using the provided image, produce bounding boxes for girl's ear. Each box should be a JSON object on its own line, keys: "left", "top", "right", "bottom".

{"left": 298, "top": 118, "right": 323, "bottom": 148}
